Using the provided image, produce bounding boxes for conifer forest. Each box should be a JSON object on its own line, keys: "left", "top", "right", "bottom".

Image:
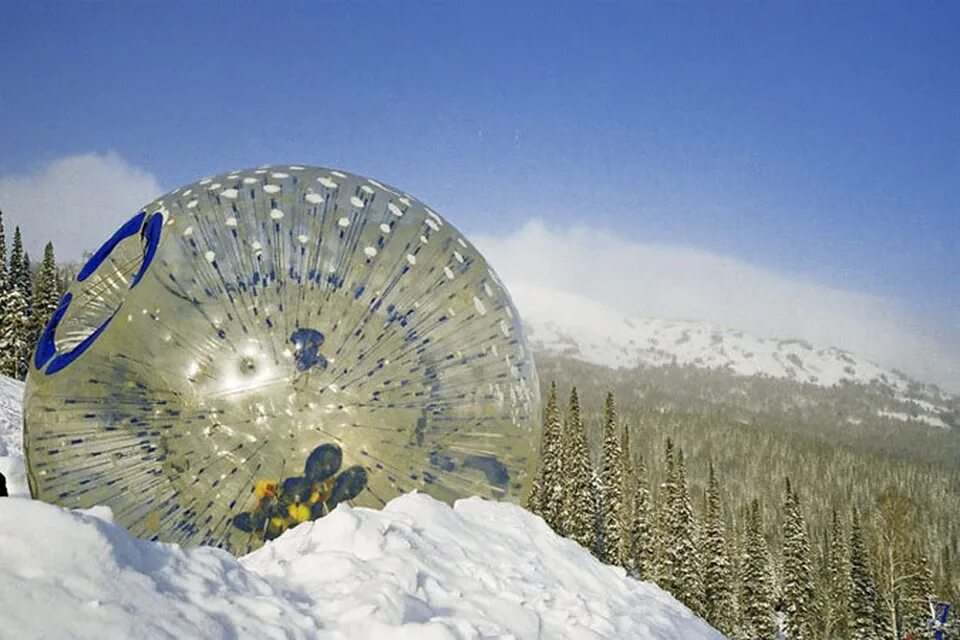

{"left": 527, "top": 374, "right": 958, "bottom": 640}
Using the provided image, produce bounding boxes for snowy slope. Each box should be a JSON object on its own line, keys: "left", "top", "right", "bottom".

{"left": 0, "top": 374, "right": 721, "bottom": 640}
{"left": 0, "top": 375, "right": 26, "bottom": 496}
{"left": 0, "top": 374, "right": 23, "bottom": 458}
{"left": 516, "top": 284, "right": 956, "bottom": 426}
{"left": 0, "top": 494, "right": 722, "bottom": 639}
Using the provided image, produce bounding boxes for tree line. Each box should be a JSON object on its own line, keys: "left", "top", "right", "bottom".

{"left": 0, "top": 209, "right": 64, "bottom": 380}
{"left": 527, "top": 383, "right": 947, "bottom": 639}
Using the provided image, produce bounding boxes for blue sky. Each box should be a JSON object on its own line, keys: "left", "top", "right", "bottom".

{"left": 1, "top": 2, "right": 958, "bottom": 387}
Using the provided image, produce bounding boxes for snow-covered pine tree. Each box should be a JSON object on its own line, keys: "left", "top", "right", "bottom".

{"left": 740, "top": 498, "right": 776, "bottom": 640}
{"left": 848, "top": 507, "right": 880, "bottom": 640}
{"left": 0, "top": 209, "right": 7, "bottom": 290}
{"left": 934, "top": 543, "right": 957, "bottom": 608}
{"left": 0, "top": 211, "right": 7, "bottom": 345}
{"left": 619, "top": 422, "right": 634, "bottom": 569}
{"left": 656, "top": 438, "right": 678, "bottom": 587}
{"left": 598, "top": 392, "right": 624, "bottom": 566}
{"left": 525, "top": 382, "right": 557, "bottom": 516}
{"left": 561, "top": 387, "right": 595, "bottom": 552}
{"left": 781, "top": 479, "right": 816, "bottom": 639}
{"left": 668, "top": 448, "right": 704, "bottom": 615}
{"left": 900, "top": 548, "right": 933, "bottom": 639}
{"left": 9, "top": 227, "right": 30, "bottom": 297}
{"left": 0, "top": 287, "right": 29, "bottom": 379}
{"left": 21, "top": 250, "right": 31, "bottom": 298}
{"left": 541, "top": 384, "right": 566, "bottom": 533}
{"left": 627, "top": 452, "right": 655, "bottom": 580}
{"left": 27, "top": 242, "right": 60, "bottom": 360}
{"left": 726, "top": 510, "right": 746, "bottom": 639}
{"left": 589, "top": 467, "right": 605, "bottom": 559}
{"left": 703, "top": 462, "right": 734, "bottom": 635}
{"left": 1, "top": 227, "right": 32, "bottom": 379}
{"left": 18, "top": 248, "right": 32, "bottom": 378}
{"left": 825, "top": 509, "right": 851, "bottom": 640}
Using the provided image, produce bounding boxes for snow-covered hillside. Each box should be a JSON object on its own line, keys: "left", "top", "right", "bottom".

{"left": 0, "top": 375, "right": 26, "bottom": 497}
{"left": 518, "top": 284, "right": 907, "bottom": 388}
{"left": 517, "top": 284, "right": 956, "bottom": 427}
{"left": 0, "top": 495, "right": 721, "bottom": 639}
{"left": 0, "top": 375, "right": 23, "bottom": 458}
{"left": 0, "top": 376, "right": 721, "bottom": 640}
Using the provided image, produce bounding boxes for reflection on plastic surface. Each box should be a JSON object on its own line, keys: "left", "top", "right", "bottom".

{"left": 23, "top": 165, "right": 540, "bottom": 554}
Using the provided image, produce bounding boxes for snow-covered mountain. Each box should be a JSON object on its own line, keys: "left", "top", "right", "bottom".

{"left": 0, "top": 378, "right": 722, "bottom": 639}
{"left": 516, "top": 284, "right": 957, "bottom": 429}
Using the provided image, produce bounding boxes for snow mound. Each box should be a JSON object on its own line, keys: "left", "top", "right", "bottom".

{"left": 0, "top": 493, "right": 722, "bottom": 639}
{"left": 0, "top": 499, "right": 318, "bottom": 639}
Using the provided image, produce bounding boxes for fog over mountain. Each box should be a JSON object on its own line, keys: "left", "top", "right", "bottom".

{"left": 475, "top": 221, "right": 960, "bottom": 394}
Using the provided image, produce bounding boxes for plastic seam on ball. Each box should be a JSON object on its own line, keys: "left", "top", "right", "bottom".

{"left": 35, "top": 210, "right": 162, "bottom": 375}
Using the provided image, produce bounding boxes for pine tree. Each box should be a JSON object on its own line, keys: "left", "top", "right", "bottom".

{"left": 532, "top": 383, "right": 565, "bottom": 533}
{"left": 781, "top": 479, "right": 816, "bottom": 639}
{"left": 1, "top": 227, "right": 32, "bottom": 379}
{"left": 741, "top": 498, "right": 776, "bottom": 640}
{"left": 21, "top": 250, "right": 31, "bottom": 297}
{"left": 0, "top": 210, "right": 8, "bottom": 292}
{"left": 849, "top": 507, "right": 880, "bottom": 640}
{"left": 900, "top": 549, "right": 933, "bottom": 639}
{"left": 0, "top": 287, "right": 29, "bottom": 379}
{"left": 19, "top": 249, "right": 32, "bottom": 377}
{"left": 27, "top": 242, "right": 60, "bottom": 364}
{"left": 935, "top": 542, "right": 958, "bottom": 609}
{"left": 0, "top": 227, "right": 29, "bottom": 380}
{"left": 526, "top": 382, "right": 556, "bottom": 516}
{"left": 561, "top": 387, "right": 596, "bottom": 552}
{"left": 619, "top": 423, "right": 634, "bottom": 568}
{"left": 727, "top": 512, "right": 746, "bottom": 639}
{"left": 545, "top": 393, "right": 568, "bottom": 535}
{"left": 703, "top": 463, "right": 734, "bottom": 635}
{"left": 668, "top": 448, "right": 704, "bottom": 615}
{"left": 590, "top": 467, "right": 605, "bottom": 559}
{"left": 627, "top": 452, "right": 655, "bottom": 580}
{"left": 825, "top": 509, "right": 852, "bottom": 640}
{"left": 598, "top": 392, "right": 624, "bottom": 566}
{"left": 657, "top": 438, "right": 678, "bottom": 586}
{"left": 8, "top": 227, "right": 29, "bottom": 297}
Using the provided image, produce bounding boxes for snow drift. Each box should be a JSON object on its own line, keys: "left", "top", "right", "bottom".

{"left": 0, "top": 494, "right": 722, "bottom": 639}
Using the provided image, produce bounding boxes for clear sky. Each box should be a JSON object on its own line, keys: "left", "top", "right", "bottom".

{"left": 1, "top": 2, "right": 958, "bottom": 387}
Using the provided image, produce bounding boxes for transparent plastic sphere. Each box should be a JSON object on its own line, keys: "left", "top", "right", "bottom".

{"left": 23, "top": 165, "right": 540, "bottom": 555}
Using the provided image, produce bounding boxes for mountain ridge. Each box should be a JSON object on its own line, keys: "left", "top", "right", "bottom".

{"left": 516, "top": 284, "right": 957, "bottom": 430}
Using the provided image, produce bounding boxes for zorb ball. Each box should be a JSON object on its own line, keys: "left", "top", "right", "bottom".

{"left": 23, "top": 165, "right": 540, "bottom": 555}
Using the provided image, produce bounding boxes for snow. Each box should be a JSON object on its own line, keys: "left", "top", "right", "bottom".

{"left": 0, "top": 495, "right": 722, "bottom": 639}
{"left": 0, "top": 374, "right": 23, "bottom": 458}
{"left": 878, "top": 410, "right": 949, "bottom": 429}
{"left": 516, "top": 282, "right": 921, "bottom": 392}
{"left": 0, "top": 375, "right": 722, "bottom": 639}
{"left": 0, "top": 375, "right": 27, "bottom": 497}
{"left": 516, "top": 286, "right": 957, "bottom": 428}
